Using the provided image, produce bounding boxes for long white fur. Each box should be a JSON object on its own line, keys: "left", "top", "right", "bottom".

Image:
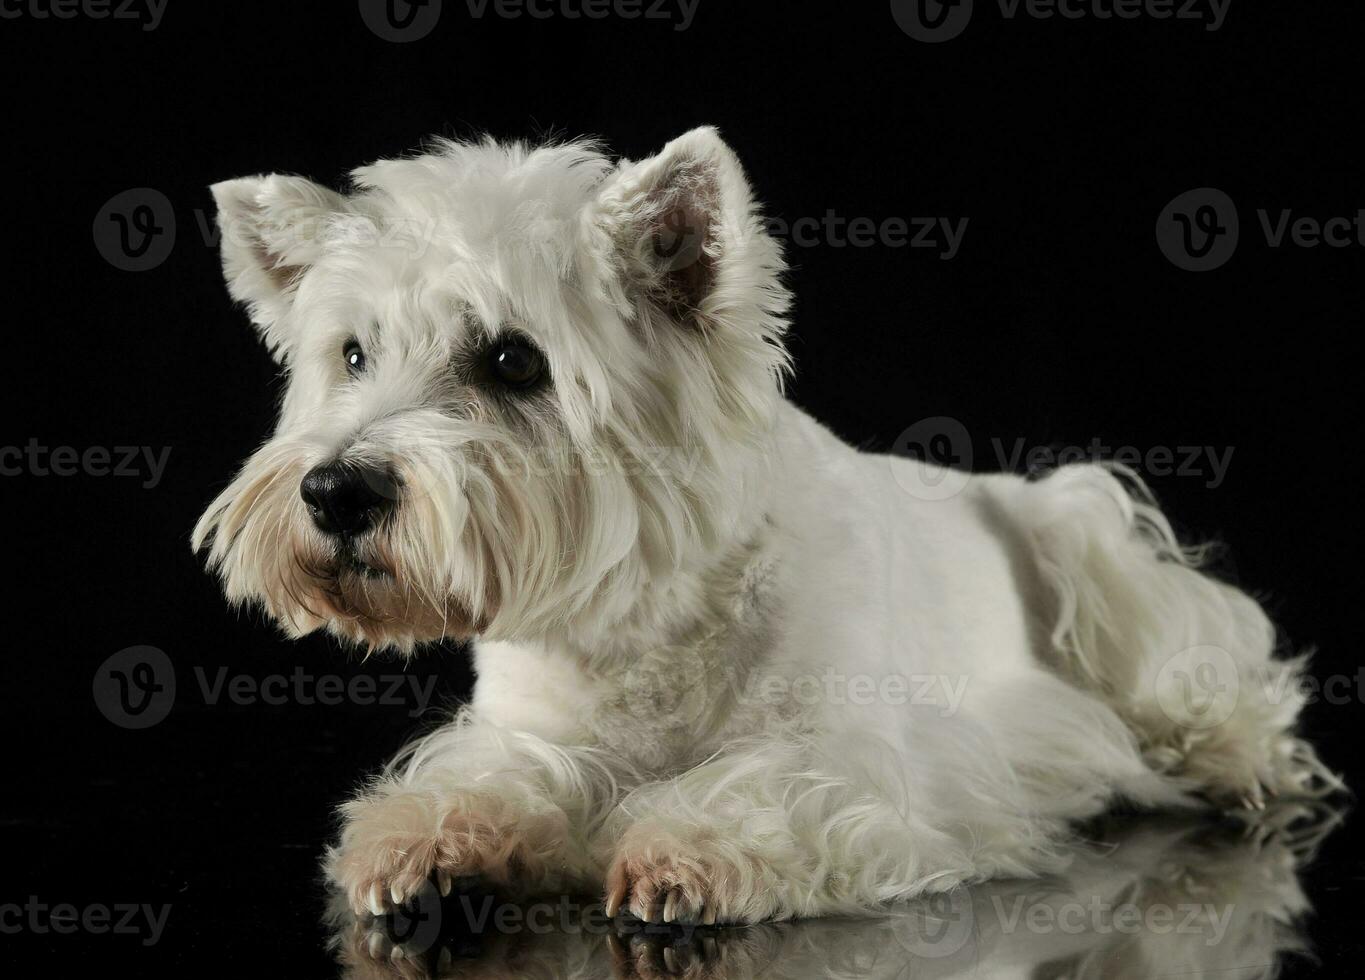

{"left": 194, "top": 127, "right": 1341, "bottom": 925}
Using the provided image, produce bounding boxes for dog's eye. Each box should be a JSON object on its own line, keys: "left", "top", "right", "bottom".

{"left": 488, "top": 340, "right": 546, "bottom": 389}
{"left": 343, "top": 340, "right": 366, "bottom": 375}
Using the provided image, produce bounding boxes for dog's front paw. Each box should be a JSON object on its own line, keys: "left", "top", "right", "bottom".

{"left": 604, "top": 824, "right": 787, "bottom": 925}
{"left": 327, "top": 788, "right": 569, "bottom": 916}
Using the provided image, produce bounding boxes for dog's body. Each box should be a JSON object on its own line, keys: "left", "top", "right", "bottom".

{"left": 196, "top": 128, "right": 1337, "bottom": 925}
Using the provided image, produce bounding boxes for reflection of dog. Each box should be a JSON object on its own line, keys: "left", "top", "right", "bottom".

{"left": 195, "top": 127, "right": 1340, "bottom": 925}
{"left": 331, "top": 807, "right": 1340, "bottom": 979}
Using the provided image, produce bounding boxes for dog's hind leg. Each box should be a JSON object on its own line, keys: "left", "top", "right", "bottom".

{"left": 1003, "top": 464, "right": 1342, "bottom": 808}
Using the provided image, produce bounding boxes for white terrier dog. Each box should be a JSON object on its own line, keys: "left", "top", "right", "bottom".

{"left": 194, "top": 127, "right": 1338, "bottom": 925}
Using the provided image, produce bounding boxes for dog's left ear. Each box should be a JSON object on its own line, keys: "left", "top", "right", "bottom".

{"left": 594, "top": 126, "right": 788, "bottom": 337}
{"left": 210, "top": 175, "right": 348, "bottom": 361}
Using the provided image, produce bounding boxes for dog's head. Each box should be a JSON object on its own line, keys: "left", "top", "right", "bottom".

{"left": 193, "top": 128, "right": 790, "bottom": 653}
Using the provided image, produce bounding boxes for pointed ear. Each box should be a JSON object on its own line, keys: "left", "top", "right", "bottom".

{"left": 596, "top": 126, "right": 787, "bottom": 335}
{"left": 210, "top": 175, "right": 347, "bottom": 360}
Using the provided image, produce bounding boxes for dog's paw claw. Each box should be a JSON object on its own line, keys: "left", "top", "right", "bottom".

{"left": 368, "top": 884, "right": 387, "bottom": 917}
{"left": 606, "top": 834, "right": 778, "bottom": 925}
{"left": 605, "top": 862, "right": 627, "bottom": 918}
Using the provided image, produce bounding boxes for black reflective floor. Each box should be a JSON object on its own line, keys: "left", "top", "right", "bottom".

{"left": 6, "top": 791, "right": 1360, "bottom": 977}
{"left": 331, "top": 807, "right": 1361, "bottom": 979}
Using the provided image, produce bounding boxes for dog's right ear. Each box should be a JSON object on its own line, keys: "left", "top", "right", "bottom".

{"left": 210, "top": 175, "right": 347, "bottom": 361}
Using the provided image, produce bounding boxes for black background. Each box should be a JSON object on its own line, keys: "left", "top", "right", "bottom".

{"left": 3, "top": 0, "right": 1362, "bottom": 974}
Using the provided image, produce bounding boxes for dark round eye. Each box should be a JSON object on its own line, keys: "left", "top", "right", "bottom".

{"left": 489, "top": 340, "right": 546, "bottom": 389}
{"left": 343, "top": 340, "right": 366, "bottom": 375}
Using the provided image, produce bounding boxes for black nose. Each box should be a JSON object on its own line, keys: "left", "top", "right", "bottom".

{"left": 300, "top": 462, "right": 397, "bottom": 536}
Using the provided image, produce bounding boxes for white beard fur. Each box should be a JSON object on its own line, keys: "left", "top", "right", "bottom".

{"left": 193, "top": 127, "right": 1341, "bottom": 926}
